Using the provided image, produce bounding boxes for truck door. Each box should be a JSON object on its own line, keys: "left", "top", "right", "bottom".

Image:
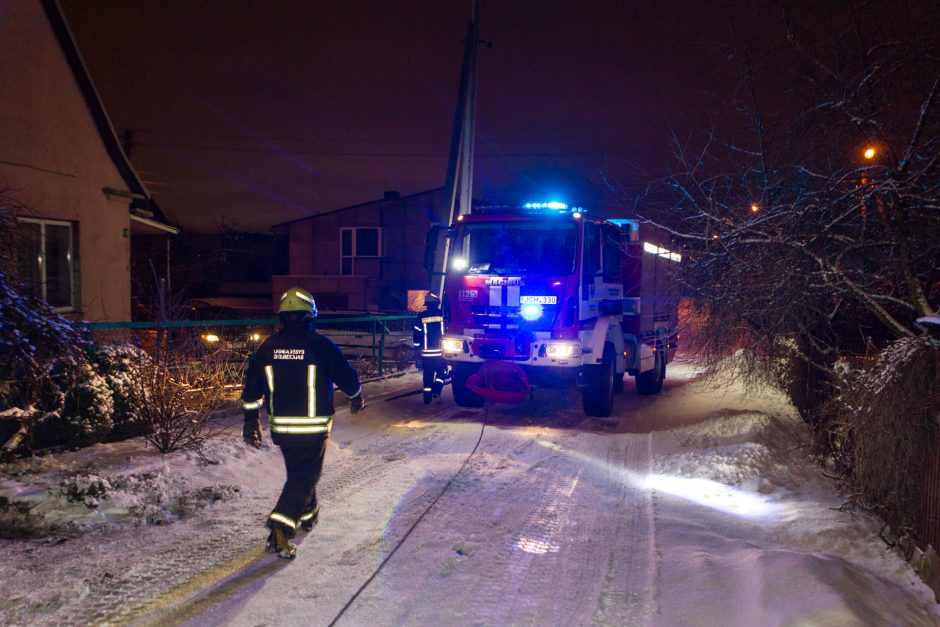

{"left": 579, "top": 222, "right": 623, "bottom": 320}
{"left": 580, "top": 222, "right": 601, "bottom": 320}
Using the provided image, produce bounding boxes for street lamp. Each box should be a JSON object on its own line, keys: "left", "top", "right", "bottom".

{"left": 863, "top": 146, "right": 877, "bottom": 160}
{"left": 750, "top": 203, "right": 760, "bottom": 213}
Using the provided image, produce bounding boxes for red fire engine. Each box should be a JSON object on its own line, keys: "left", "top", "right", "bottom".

{"left": 428, "top": 202, "right": 680, "bottom": 417}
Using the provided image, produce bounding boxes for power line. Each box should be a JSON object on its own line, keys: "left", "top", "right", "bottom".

{"left": 137, "top": 141, "right": 615, "bottom": 159}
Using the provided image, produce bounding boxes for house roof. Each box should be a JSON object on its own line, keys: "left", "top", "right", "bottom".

{"left": 271, "top": 187, "right": 444, "bottom": 228}
{"left": 41, "top": 0, "right": 175, "bottom": 232}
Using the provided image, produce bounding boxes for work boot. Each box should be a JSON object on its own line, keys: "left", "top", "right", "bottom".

{"left": 300, "top": 505, "right": 319, "bottom": 532}
{"left": 265, "top": 526, "right": 297, "bottom": 560}
{"left": 423, "top": 391, "right": 432, "bottom": 405}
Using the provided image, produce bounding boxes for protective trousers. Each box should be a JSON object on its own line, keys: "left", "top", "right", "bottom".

{"left": 422, "top": 356, "right": 445, "bottom": 404}
{"left": 269, "top": 436, "right": 328, "bottom": 537}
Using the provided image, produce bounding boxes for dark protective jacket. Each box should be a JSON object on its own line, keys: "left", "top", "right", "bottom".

{"left": 413, "top": 306, "right": 444, "bottom": 358}
{"left": 242, "top": 322, "right": 361, "bottom": 446}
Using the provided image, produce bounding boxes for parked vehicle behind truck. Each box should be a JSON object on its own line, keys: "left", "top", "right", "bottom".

{"left": 426, "top": 202, "right": 680, "bottom": 417}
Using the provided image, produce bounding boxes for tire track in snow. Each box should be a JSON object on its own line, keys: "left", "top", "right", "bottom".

{"left": 340, "top": 422, "right": 657, "bottom": 626}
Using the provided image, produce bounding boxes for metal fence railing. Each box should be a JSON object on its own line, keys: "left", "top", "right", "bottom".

{"left": 78, "top": 313, "right": 416, "bottom": 377}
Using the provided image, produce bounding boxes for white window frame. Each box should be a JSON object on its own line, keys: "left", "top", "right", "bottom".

{"left": 17, "top": 217, "right": 76, "bottom": 312}
{"left": 340, "top": 226, "right": 383, "bottom": 276}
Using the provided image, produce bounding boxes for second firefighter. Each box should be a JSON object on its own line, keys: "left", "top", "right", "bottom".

{"left": 413, "top": 293, "right": 446, "bottom": 404}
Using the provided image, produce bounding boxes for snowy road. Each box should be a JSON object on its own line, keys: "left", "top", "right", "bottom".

{"left": 1, "top": 360, "right": 938, "bottom": 626}
{"left": 179, "top": 387, "right": 658, "bottom": 627}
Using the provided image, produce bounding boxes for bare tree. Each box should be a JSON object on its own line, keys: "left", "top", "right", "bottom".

{"left": 639, "top": 1, "right": 940, "bottom": 427}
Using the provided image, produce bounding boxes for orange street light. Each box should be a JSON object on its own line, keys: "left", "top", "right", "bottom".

{"left": 863, "top": 146, "right": 877, "bottom": 160}
{"left": 750, "top": 203, "right": 760, "bottom": 213}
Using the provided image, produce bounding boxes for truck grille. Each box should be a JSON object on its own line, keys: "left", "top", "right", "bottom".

{"left": 470, "top": 305, "right": 556, "bottom": 331}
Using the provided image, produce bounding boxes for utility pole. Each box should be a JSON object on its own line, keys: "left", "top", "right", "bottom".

{"left": 436, "top": 0, "right": 479, "bottom": 296}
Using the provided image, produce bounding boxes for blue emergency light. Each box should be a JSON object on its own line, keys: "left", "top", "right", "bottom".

{"left": 523, "top": 201, "right": 568, "bottom": 210}
{"left": 520, "top": 303, "right": 543, "bottom": 321}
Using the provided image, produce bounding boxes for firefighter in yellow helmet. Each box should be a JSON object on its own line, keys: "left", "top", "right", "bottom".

{"left": 241, "top": 287, "right": 363, "bottom": 559}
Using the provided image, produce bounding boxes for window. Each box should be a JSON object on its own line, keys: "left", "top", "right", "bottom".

{"left": 581, "top": 222, "right": 601, "bottom": 300}
{"left": 16, "top": 218, "right": 76, "bottom": 311}
{"left": 340, "top": 227, "right": 382, "bottom": 276}
{"left": 602, "top": 225, "right": 623, "bottom": 282}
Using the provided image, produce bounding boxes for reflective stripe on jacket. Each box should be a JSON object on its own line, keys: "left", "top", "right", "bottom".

{"left": 413, "top": 310, "right": 444, "bottom": 357}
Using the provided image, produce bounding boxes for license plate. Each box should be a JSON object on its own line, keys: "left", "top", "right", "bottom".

{"left": 520, "top": 295, "right": 557, "bottom": 305}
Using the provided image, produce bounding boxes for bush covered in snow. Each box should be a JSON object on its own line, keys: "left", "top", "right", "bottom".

{"left": 91, "top": 343, "right": 151, "bottom": 440}
{"left": 57, "top": 363, "right": 115, "bottom": 448}
{"left": 0, "top": 271, "right": 89, "bottom": 458}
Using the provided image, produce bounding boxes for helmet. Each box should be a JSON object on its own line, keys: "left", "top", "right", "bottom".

{"left": 279, "top": 287, "right": 318, "bottom": 318}
{"left": 425, "top": 293, "right": 441, "bottom": 306}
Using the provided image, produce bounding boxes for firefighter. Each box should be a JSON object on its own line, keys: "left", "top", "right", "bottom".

{"left": 241, "top": 287, "right": 363, "bottom": 559}
{"left": 413, "top": 293, "right": 445, "bottom": 404}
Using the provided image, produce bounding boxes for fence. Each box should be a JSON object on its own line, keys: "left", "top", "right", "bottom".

{"left": 917, "top": 426, "right": 940, "bottom": 557}
{"left": 79, "top": 313, "right": 417, "bottom": 377}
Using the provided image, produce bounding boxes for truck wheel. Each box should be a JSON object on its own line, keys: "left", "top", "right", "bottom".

{"left": 635, "top": 346, "right": 665, "bottom": 395}
{"left": 583, "top": 344, "right": 615, "bottom": 417}
{"left": 452, "top": 364, "right": 485, "bottom": 408}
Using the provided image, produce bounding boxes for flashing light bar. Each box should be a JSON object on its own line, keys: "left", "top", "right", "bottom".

{"left": 471, "top": 203, "right": 585, "bottom": 216}
{"left": 643, "top": 241, "right": 682, "bottom": 262}
{"left": 523, "top": 201, "right": 568, "bottom": 210}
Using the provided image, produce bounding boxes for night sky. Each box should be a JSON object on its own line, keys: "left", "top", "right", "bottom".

{"left": 62, "top": 1, "right": 727, "bottom": 232}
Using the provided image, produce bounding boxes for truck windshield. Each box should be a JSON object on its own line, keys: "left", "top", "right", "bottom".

{"left": 455, "top": 221, "right": 578, "bottom": 275}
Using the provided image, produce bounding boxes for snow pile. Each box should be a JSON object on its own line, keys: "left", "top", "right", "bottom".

{"left": 649, "top": 367, "right": 939, "bottom": 625}
{"left": 0, "top": 424, "right": 248, "bottom": 537}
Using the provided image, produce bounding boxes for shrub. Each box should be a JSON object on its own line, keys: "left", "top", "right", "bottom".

{"left": 91, "top": 343, "right": 151, "bottom": 440}
{"left": 126, "top": 345, "right": 236, "bottom": 454}
{"left": 0, "top": 272, "right": 87, "bottom": 458}
{"left": 57, "top": 362, "right": 114, "bottom": 448}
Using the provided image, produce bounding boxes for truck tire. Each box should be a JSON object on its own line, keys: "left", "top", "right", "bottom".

{"left": 452, "top": 364, "right": 485, "bottom": 408}
{"left": 583, "top": 344, "right": 616, "bottom": 417}
{"left": 635, "top": 346, "right": 665, "bottom": 395}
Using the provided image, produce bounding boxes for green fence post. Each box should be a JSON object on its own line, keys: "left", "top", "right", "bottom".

{"left": 378, "top": 321, "right": 387, "bottom": 377}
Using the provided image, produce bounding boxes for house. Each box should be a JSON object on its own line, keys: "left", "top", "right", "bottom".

{"left": 272, "top": 189, "right": 449, "bottom": 312}
{"left": 0, "top": 0, "right": 177, "bottom": 323}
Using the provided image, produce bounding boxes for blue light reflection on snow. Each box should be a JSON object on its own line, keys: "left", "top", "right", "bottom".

{"left": 533, "top": 438, "right": 781, "bottom": 521}
{"left": 641, "top": 474, "right": 781, "bottom": 519}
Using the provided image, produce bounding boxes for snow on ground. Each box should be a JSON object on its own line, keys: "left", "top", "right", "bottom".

{"left": 0, "top": 361, "right": 937, "bottom": 626}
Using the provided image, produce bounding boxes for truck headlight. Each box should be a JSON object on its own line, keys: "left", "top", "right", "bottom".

{"left": 545, "top": 342, "right": 578, "bottom": 358}
{"left": 441, "top": 338, "right": 465, "bottom": 353}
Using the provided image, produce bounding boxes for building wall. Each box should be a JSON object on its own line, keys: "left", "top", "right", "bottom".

{"left": 0, "top": 0, "right": 133, "bottom": 322}
{"left": 284, "top": 189, "right": 446, "bottom": 311}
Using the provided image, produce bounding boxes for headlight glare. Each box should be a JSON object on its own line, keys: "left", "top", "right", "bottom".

{"left": 441, "top": 338, "right": 464, "bottom": 353}
{"left": 545, "top": 343, "right": 577, "bottom": 358}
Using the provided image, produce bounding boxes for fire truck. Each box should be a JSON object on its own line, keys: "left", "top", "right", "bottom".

{"left": 427, "top": 202, "right": 680, "bottom": 417}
